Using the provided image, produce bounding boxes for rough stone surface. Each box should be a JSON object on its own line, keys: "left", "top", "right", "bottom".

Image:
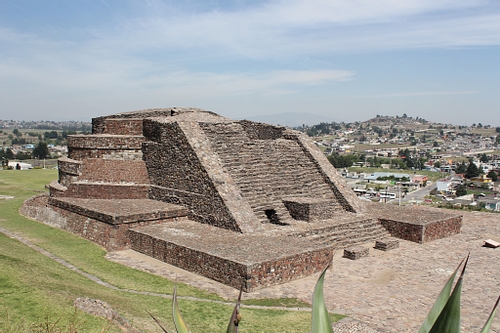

{"left": 128, "top": 220, "right": 334, "bottom": 291}
{"left": 371, "top": 204, "right": 462, "bottom": 243}
{"left": 374, "top": 238, "right": 400, "bottom": 251}
{"left": 344, "top": 246, "right": 369, "bottom": 260}
{"left": 74, "top": 297, "right": 141, "bottom": 333}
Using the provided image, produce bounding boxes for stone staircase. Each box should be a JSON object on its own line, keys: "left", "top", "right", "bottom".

{"left": 202, "top": 122, "right": 345, "bottom": 224}
{"left": 290, "top": 217, "right": 391, "bottom": 249}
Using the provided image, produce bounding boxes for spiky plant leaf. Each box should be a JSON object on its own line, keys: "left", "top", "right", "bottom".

{"left": 480, "top": 295, "right": 500, "bottom": 333}
{"left": 312, "top": 263, "right": 333, "bottom": 333}
{"left": 419, "top": 257, "right": 466, "bottom": 333}
{"left": 147, "top": 310, "right": 173, "bottom": 333}
{"left": 428, "top": 255, "right": 469, "bottom": 333}
{"left": 226, "top": 287, "right": 243, "bottom": 333}
{"left": 173, "top": 285, "right": 191, "bottom": 333}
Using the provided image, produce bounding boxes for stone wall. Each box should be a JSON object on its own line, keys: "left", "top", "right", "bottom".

{"left": 129, "top": 229, "right": 248, "bottom": 289}
{"left": 67, "top": 135, "right": 144, "bottom": 160}
{"left": 379, "top": 219, "right": 424, "bottom": 243}
{"left": 57, "top": 157, "right": 83, "bottom": 187}
{"left": 48, "top": 204, "right": 179, "bottom": 250}
{"left": 380, "top": 216, "right": 462, "bottom": 244}
{"left": 239, "top": 120, "right": 285, "bottom": 140}
{"left": 283, "top": 197, "right": 338, "bottom": 222}
{"left": 423, "top": 216, "right": 462, "bottom": 243}
{"left": 246, "top": 248, "right": 333, "bottom": 290}
{"left": 79, "top": 159, "right": 150, "bottom": 184}
{"left": 129, "top": 228, "right": 333, "bottom": 291}
{"left": 372, "top": 204, "right": 462, "bottom": 243}
{"left": 97, "top": 118, "right": 144, "bottom": 135}
{"left": 142, "top": 119, "right": 241, "bottom": 231}
{"left": 62, "top": 184, "right": 150, "bottom": 199}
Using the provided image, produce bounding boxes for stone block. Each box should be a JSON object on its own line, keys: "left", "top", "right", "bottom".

{"left": 283, "top": 197, "right": 338, "bottom": 222}
{"left": 374, "top": 238, "right": 400, "bottom": 251}
{"left": 343, "top": 246, "right": 369, "bottom": 260}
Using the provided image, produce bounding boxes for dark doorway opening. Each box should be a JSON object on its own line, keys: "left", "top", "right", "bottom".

{"left": 264, "top": 209, "right": 284, "bottom": 225}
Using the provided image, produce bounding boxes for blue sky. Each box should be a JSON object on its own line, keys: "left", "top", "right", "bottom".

{"left": 1, "top": 0, "right": 499, "bottom": 125}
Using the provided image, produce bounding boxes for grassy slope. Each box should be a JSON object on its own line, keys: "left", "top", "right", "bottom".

{"left": 0, "top": 169, "right": 339, "bottom": 332}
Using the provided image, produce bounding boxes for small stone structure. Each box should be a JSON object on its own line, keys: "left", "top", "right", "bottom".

{"left": 344, "top": 246, "right": 369, "bottom": 260}
{"left": 374, "top": 238, "right": 400, "bottom": 251}
{"left": 24, "top": 107, "right": 463, "bottom": 291}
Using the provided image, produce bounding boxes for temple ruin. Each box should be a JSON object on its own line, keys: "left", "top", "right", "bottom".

{"left": 25, "top": 107, "right": 462, "bottom": 291}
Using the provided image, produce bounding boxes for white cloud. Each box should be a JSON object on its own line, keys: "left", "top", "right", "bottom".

{"left": 111, "top": 0, "right": 499, "bottom": 57}
{"left": 362, "top": 91, "right": 479, "bottom": 98}
{"left": 140, "top": 69, "right": 355, "bottom": 97}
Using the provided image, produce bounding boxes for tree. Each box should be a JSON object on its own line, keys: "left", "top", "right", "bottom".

{"left": 13, "top": 128, "right": 22, "bottom": 137}
{"left": 487, "top": 170, "right": 498, "bottom": 182}
{"left": 465, "top": 161, "right": 481, "bottom": 179}
{"left": 5, "top": 148, "right": 14, "bottom": 159}
{"left": 496, "top": 127, "right": 500, "bottom": 133}
{"left": 479, "top": 153, "right": 489, "bottom": 163}
{"left": 32, "top": 142, "right": 49, "bottom": 159}
{"left": 455, "top": 185, "right": 467, "bottom": 197}
{"left": 434, "top": 161, "right": 442, "bottom": 169}
{"left": 15, "top": 151, "right": 32, "bottom": 160}
{"left": 455, "top": 162, "right": 467, "bottom": 174}
{"left": 44, "top": 131, "right": 59, "bottom": 139}
{"left": 327, "top": 154, "right": 359, "bottom": 168}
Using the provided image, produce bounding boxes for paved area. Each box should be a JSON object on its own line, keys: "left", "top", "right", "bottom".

{"left": 107, "top": 210, "right": 500, "bottom": 333}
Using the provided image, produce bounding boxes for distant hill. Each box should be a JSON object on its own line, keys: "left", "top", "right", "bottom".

{"left": 240, "top": 112, "right": 341, "bottom": 128}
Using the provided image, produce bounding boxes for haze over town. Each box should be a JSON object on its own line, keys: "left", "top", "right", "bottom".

{"left": 1, "top": 1, "right": 499, "bottom": 125}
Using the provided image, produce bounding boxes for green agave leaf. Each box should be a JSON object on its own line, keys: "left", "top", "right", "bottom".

{"left": 226, "top": 287, "right": 243, "bottom": 333}
{"left": 173, "top": 285, "right": 191, "bottom": 333}
{"left": 312, "top": 262, "right": 333, "bottom": 333}
{"left": 147, "top": 310, "right": 173, "bottom": 333}
{"left": 428, "top": 255, "right": 469, "bottom": 333}
{"left": 419, "top": 257, "right": 466, "bottom": 333}
{"left": 480, "top": 295, "right": 500, "bottom": 333}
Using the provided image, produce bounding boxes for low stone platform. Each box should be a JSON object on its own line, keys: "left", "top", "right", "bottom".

{"left": 129, "top": 220, "right": 334, "bottom": 291}
{"left": 344, "top": 246, "right": 369, "bottom": 260}
{"left": 48, "top": 197, "right": 188, "bottom": 224}
{"left": 39, "top": 196, "right": 189, "bottom": 250}
{"left": 374, "top": 238, "right": 400, "bottom": 251}
{"left": 369, "top": 203, "right": 462, "bottom": 243}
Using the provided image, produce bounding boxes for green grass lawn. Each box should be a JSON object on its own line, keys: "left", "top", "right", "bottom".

{"left": 0, "top": 169, "right": 340, "bottom": 332}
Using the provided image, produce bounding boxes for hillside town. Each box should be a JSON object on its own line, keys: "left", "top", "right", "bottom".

{"left": 298, "top": 114, "right": 500, "bottom": 210}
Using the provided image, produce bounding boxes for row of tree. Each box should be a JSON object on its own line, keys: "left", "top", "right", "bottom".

{"left": 327, "top": 149, "right": 430, "bottom": 171}
{"left": 0, "top": 142, "right": 50, "bottom": 161}
{"left": 326, "top": 152, "right": 499, "bottom": 182}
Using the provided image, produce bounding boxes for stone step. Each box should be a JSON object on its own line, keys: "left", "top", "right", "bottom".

{"left": 64, "top": 182, "right": 150, "bottom": 199}
{"left": 291, "top": 219, "right": 391, "bottom": 249}
{"left": 318, "top": 227, "right": 390, "bottom": 243}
